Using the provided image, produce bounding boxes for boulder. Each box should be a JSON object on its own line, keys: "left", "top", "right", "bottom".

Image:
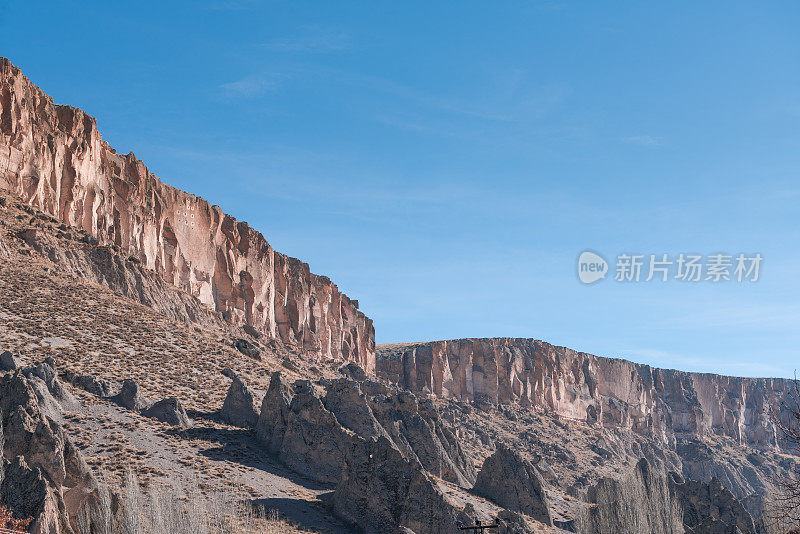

{"left": 339, "top": 362, "right": 368, "bottom": 382}
{"left": 111, "top": 379, "right": 149, "bottom": 411}
{"left": 142, "top": 398, "right": 192, "bottom": 428}
{"left": 62, "top": 371, "right": 119, "bottom": 398}
{"left": 233, "top": 338, "right": 261, "bottom": 360}
{"left": 0, "top": 350, "right": 22, "bottom": 371}
{"left": 472, "top": 442, "right": 552, "bottom": 526}
{"left": 242, "top": 324, "right": 261, "bottom": 339}
{"left": 220, "top": 370, "right": 259, "bottom": 427}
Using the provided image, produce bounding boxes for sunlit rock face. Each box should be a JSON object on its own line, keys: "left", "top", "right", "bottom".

{"left": 377, "top": 338, "right": 790, "bottom": 449}
{"left": 0, "top": 57, "right": 374, "bottom": 370}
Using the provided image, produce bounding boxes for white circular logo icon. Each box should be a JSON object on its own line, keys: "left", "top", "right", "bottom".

{"left": 577, "top": 251, "right": 608, "bottom": 284}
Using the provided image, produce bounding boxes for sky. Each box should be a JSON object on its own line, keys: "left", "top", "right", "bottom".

{"left": 2, "top": 1, "right": 799, "bottom": 378}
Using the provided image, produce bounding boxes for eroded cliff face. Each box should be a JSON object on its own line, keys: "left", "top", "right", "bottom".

{"left": 0, "top": 58, "right": 374, "bottom": 370}
{"left": 377, "top": 338, "right": 789, "bottom": 450}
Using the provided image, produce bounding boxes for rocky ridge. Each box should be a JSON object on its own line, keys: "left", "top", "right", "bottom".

{"left": 377, "top": 339, "right": 789, "bottom": 450}
{"left": 378, "top": 339, "right": 800, "bottom": 529}
{"left": 0, "top": 361, "right": 107, "bottom": 533}
{"left": 0, "top": 57, "right": 374, "bottom": 370}
{"left": 1, "top": 56, "right": 798, "bottom": 533}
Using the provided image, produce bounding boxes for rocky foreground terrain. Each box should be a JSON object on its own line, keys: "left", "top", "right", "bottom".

{"left": 0, "top": 56, "right": 798, "bottom": 533}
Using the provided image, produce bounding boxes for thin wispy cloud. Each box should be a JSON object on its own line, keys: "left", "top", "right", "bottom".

{"left": 622, "top": 135, "right": 664, "bottom": 147}
{"left": 263, "top": 25, "right": 351, "bottom": 52}
{"left": 219, "top": 76, "right": 277, "bottom": 98}
{"left": 203, "top": 0, "right": 260, "bottom": 11}
{"left": 622, "top": 347, "right": 786, "bottom": 377}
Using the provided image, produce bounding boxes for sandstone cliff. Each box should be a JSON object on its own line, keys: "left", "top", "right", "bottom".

{"left": 377, "top": 338, "right": 790, "bottom": 451}
{"left": 0, "top": 57, "right": 374, "bottom": 370}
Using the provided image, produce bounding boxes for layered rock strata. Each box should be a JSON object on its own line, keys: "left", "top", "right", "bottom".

{"left": 377, "top": 339, "right": 791, "bottom": 450}
{"left": 0, "top": 57, "right": 374, "bottom": 369}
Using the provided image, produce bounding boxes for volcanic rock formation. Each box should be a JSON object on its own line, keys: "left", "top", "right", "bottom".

{"left": 253, "top": 372, "right": 476, "bottom": 487}
{"left": 219, "top": 368, "right": 259, "bottom": 427}
{"left": 473, "top": 442, "right": 552, "bottom": 525}
{"left": 377, "top": 339, "right": 791, "bottom": 450}
{"left": 0, "top": 368, "right": 106, "bottom": 533}
{"left": 578, "top": 458, "right": 757, "bottom": 534}
{"left": 0, "top": 57, "right": 374, "bottom": 370}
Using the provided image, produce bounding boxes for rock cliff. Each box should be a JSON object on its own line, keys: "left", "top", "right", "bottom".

{"left": 577, "top": 458, "right": 757, "bottom": 534}
{"left": 377, "top": 338, "right": 791, "bottom": 450}
{"left": 0, "top": 57, "right": 374, "bottom": 370}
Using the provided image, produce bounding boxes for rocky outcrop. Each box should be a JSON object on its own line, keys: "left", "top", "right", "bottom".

{"left": 21, "top": 361, "right": 82, "bottom": 420}
{"left": 2, "top": 456, "right": 67, "bottom": 534}
{"left": 142, "top": 397, "right": 192, "bottom": 428}
{"left": 672, "top": 473, "right": 757, "bottom": 534}
{"left": 232, "top": 338, "right": 261, "bottom": 360}
{"left": 220, "top": 369, "right": 259, "bottom": 427}
{"left": 111, "top": 379, "right": 149, "bottom": 412}
{"left": 578, "top": 458, "right": 756, "bottom": 534}
{"left": 364, "top": 386, "right": 477, "bottom": 487}
{"left": 0, "top": 370, "right": 106, "bottom": 533}
{"left": 578, "top": 458, "right": 686, "bottom": 534}
{"left": 332, "top": 436, "right": 467, "bottom": 534}
{"left": 0, "top": 350, "right": 22, "bottom": 371}
{"left": 255, "top": 372, "right": 476, "bottom": 486}
{"left": 0, "top": 57, "right": 375, "bottom": 369}
{"left": 255, "top": 374, "right": 361, "bottom": 484}
{"left": 62, "top": 370, "right": 119, "bottom": 398}
{"left": 473, "top": 442, "right": 552, "bottom": 525}
{"left": 377, "top": 339, "right": 792, "bottom": 450}
{"left": 339, "top": 362, "right": 368, "bottom": 382}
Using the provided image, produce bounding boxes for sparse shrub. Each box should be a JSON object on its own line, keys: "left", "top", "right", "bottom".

{"left": 766, "top": 375, "right": 800, "bottom": 533}
{"left": 76, "top": 470, "right": 304, "bottom": 534}
{"left": 0, "top": 504, "right": 32, "bottom": 532}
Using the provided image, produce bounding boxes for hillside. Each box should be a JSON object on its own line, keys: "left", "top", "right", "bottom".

{"left": 0, "top": 57, "right": 798, "bottom": 534}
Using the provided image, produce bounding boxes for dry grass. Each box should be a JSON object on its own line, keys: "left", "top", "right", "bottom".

{"left": 77, "top": 471, "right": 316, "bottom": 534}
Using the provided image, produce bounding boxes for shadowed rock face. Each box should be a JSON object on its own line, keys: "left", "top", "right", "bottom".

{"left": 254, "top": 373, "right": 476, "bottom": 486}
{"left": 142, "top": 397, "right": 192, "bottom": 428}
{"left": 220, "top": 369, "right": 259, "bottom": 427}
{"left": 579, "top": 459, "right": 756, "bottom": 534}
{"left": 673, "top": 474, "right": 757, "bottom": 534}
{"left": 0, "top": 371, "right": 106, "bottom": 533}
{"left": 0, "top": 57, "right": 374, "bottom": 370}
{"left": 332, "top": 436, "right": 466, "bottom": 534}
{"left": 579, "top": 458, "right": 685, "bottom": 534}
{"left": 377, "top": 338, "right": 791, "bottom": 450}
{"left": 473, "top": 442, "right": 552, "bottom": 526}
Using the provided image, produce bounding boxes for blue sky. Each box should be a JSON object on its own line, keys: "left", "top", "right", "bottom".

{"left": 2, "top": 2, "right": 799, "bottom": 377}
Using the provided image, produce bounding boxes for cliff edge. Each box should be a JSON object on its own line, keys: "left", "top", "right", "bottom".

{"left": 0, "top": 57, "right": 374, "bottom": 370}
